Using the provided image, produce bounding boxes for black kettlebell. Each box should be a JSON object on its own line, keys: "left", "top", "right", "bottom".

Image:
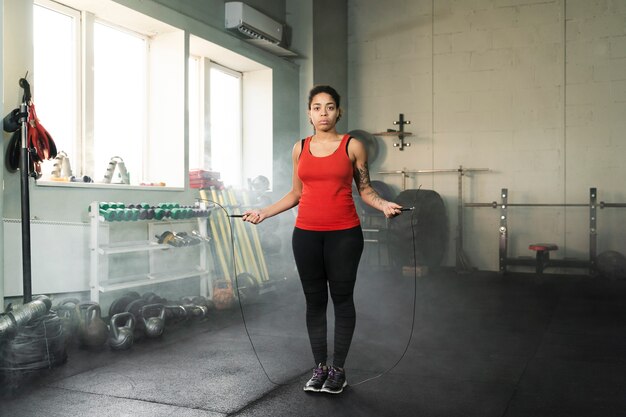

{"left": 108, "top": 312, "right": 135, "bottom": 350}
{"left": 55, "top": 298, "right": 80, "bottom": 344}
{"left": 141, "top": 304, "right": 165, "bottom": 338}
{"left": 77, "top": 302, "right": 108, "bottom": 348}
{"left": 164, "top": 305, "right": 188, "bottom": 323}
{"left": 182, "top": 304, "right": 208, "bottom": 319}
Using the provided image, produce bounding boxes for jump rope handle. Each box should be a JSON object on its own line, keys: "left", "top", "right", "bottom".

{"left": 229, "top": 209, "right": 412, "bottom": 218}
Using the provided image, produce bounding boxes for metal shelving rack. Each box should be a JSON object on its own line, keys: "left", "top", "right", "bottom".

{"left": 88, "top": 201, "right": 212, "bottom": 303}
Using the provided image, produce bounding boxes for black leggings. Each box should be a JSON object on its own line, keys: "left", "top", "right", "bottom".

{"left": 292, "top": 226, "right": 363, "bottom": 368}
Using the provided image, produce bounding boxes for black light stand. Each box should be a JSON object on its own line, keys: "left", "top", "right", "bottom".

{"left": 18, "top": 77, "right": 33, "bottom": 303}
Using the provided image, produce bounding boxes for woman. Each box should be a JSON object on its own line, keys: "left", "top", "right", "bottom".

{"left": 242, "top": 85, "right": 402, "bottom": 394}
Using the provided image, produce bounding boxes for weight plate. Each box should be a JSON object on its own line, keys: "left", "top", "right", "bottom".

{"left": 388, "top": 189, "right": 448, "bottom": 268}
{"left": 236, "top": 272, "right": 259, "bottom": 302}
{"left": 348, "top": 129, "right": 380, "bottom": 164}
{"left": 142, "top": 292, "right": 160, "bottom": 304}
{"left": 108, "top": 295, "right": 134, "bottom": 318}
{"left": 125, "top": 298, "right": 148, "bottom": 328}
{"left": 123, "top": 291, "right": 141, "bottom": 300}
{"left": 191, "top": 296, "right": 208, "bottom": 307}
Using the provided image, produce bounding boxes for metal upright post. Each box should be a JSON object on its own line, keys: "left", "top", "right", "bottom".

{"left": 392, "top": 114, "right": 411, "bottom": 151}
{"left": 499, "top": 188, "right": 509, "bottom": 274}
{"left": 456, "top": 167, "right": 463, "bottom": 270}
{"left": 18, "top": 78, "right": 33, "bottom": 303}
{"left": 589, "top": 187, "right": 597, "bottom": 275}
{"left": 456, "top": 166, "right": 475, "bottom": 272}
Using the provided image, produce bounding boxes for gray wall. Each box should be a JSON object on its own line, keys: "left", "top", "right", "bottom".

{"left": 347, "top": 0, "right": 626, "bottom": 270}
{"left": 287, "top": 0, "right": 314, "bottom": 138}
{"left": 313, "top": 0, "right": 348, "bottom": 132}
{"left": 287, "top": 0, "right": 349, "bottom": 138}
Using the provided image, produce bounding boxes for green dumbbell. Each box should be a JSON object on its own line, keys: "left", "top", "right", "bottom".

{"left": 99, "top": 209, "right": 116, "bottom": 222}
{"left": 170, "top": 208, "right": 181, "bottom": 220}
{"left": 153, "top": 208, "right": 165, "bottom": 220}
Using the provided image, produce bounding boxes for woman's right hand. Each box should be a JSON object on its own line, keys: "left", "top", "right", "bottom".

{"left": 242, "top": 209, "right": 266, "bottom": 224}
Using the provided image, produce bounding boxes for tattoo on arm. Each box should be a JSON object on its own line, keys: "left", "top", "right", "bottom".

{"left": 356, "top": 162, "right": 370, "bottom": 191}
{"left": 356, "top": 162, "right": 384, "bottom": 208}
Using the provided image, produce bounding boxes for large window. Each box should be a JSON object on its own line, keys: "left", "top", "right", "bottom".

{"left": 33, "top": 1, "right": 270, "bottom": 189}
{"left": 33, "top": 0, "right": 184, "bottom": 187}
{"left": 210, "top": 65, "right": 243, "bottom": 188}
{"left": 92, "top": 22, "right": 147, "bottom": 183}
{"left": 33, "top": 2, "right": 79, "bottom": 173}
{"left": 188, "top": 58, "right": 243, "bottom": 187}
{"left": 188, "top": 34, "right": 273, "bottom": 190}
{"left": 188, "top": 56, "right": 202, "bottom": 171}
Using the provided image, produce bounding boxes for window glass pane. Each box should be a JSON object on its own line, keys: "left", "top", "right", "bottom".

{"left": 33, "top": 4, "right": 77, "bottom": 175}
{"left": 93, "top": 22, "right": 146, "bottom": 184}
{"left": 188, "top": 56, "right": 202, "bottom": 170}
{"left": 210, "top": 66, "right": 242, "bottom": 187}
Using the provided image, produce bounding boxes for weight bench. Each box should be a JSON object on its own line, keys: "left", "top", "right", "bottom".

{"left": 528, "top": 243, "right": 558, "bottom": 274}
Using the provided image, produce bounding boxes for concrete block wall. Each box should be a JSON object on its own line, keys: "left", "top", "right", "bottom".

{"left": 348, "top": 0, "right": 626, "bottom": 271}
{"left": 565, "top": 0, "right": 626, "bottom": 256}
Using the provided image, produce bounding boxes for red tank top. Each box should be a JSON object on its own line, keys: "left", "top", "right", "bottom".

{"left": 296, "top": 134, "right": 360, "bottom": 231}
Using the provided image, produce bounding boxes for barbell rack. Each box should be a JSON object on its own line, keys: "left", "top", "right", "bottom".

{"left": 464, "top": 188, "right": 602, "bottom": 274}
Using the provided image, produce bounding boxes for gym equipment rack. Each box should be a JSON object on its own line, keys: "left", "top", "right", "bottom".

{"left": 89, "top": 201, "right": 212, "bottom": 304}
{"left": 465, "top": 187, "right": 626, "bottom": 274}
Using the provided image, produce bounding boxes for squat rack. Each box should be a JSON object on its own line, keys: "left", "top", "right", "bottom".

{"left": 379, "top": 165, "right": 489, "bottom": 272}
{"left": 465, "top": 187, "right": 626, "bottom": 274}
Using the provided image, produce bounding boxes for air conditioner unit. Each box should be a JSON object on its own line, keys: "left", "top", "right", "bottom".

{"left": 225, "top": 2, "right": 283, "bottom": 45}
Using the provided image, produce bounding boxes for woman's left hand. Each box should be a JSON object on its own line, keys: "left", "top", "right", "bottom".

{"left": 382, "top": 201, "right": 403, "bottom": 218}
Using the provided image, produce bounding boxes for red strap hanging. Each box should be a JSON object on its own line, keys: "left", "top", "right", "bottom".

{"left": 27, "top": 102, "right": 57, "bottom": 160}
{"left": 25, "top": 102, "right": 57, "bottom": 177}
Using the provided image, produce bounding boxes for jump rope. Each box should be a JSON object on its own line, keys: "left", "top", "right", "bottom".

{"left": 200, "top": 190, "right": 419, "bottom": 388}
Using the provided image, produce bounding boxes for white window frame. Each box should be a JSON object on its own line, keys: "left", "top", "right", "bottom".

{"left": 210, "top": 61, "right": 243, "bottom": 187}
{"left": 87, "top": 16, "right": 150, "bottom": 182}
{"left": 189, "top": 34, "right": 273, "bottom": 190}
{"left": 188, "top": 58, "right": 245, "bottom": 187}
{"left": 188, "top": 55, "right": 205, "bottom": 171}
{"left": 34, "top": 0, "right": 82, "bottom": 174}
{"left": 33, "top": 0, "right": 184, "bottom": 189}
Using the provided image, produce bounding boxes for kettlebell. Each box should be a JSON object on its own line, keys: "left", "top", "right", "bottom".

{"left": 141, "top": 304, "right": 165, "bottom": 338}
{"left": 213, "top": 280, "right": 235, "bottom": 310}
{"left": 108, "top": 312, "right": 135, "bottom": 350}
{"left": 77, "top": 302, "right": 108, "bottom": 348}
{"left": 183, "top": 304, "right": 208, "bottom": 319}
{"left": 164, "top": 305, "right": 188, "bottom": 323}
{"left": 55, "top": 298, "right": 80, "bottom": 345}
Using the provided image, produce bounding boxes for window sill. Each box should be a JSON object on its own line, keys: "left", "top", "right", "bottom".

{"left": 36, "top": 180, "right": 184, "bottom": 191}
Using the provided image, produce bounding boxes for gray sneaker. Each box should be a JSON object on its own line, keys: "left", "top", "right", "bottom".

{"left": 321, "top": 366, "right": 347, "bottom": 394}
{"left": 303, "top": 364, "right": 328, "bottom": 392}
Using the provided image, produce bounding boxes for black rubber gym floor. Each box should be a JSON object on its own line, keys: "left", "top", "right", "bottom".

{"left": 2, "top": 267, "right": 626, "bottom": 417}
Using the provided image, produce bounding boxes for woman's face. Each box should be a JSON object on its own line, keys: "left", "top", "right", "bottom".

{"left": 308, "top": 93, "right": 340, "bottom": 132}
